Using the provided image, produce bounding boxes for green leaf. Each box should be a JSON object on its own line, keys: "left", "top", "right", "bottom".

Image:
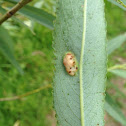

{"left": 5, "top": 0, "right": 55, "bottom": 29}
{"left": 107, "top": 81, "right": 126, "bottom": 98}
{"left": 108, "top": 0, "right": 126, "bottom": 10}
{"left": 105, "top": 93, "right": 126, "bottom": 125}
{"left": 0, "top": 26, "right": 24, "bottom": 75}
{"left": 0, "top": 6, "right": 6, "bottom": 13}
{"left": 53, "top": 0, "right": 107, "bottom": 126}
{"left": 18, "top": 6, "right": 55, "bottom": 30}
{"left": 121, "top": 0, "right": 126, "bottom": 4}
{"left": 107, "top": 33, "right": 126, "bottom": 55}
{"left": 0, "top": 6, "right": 35, "bottom": 34}
{"left": 109, "top": 69, "right": 126, "bottom": 78}
{"left": 4, "top": 0, "right": 19, "bottom": 2}
{"left": 12, "top": 17, "right": 35, "bottom": 35}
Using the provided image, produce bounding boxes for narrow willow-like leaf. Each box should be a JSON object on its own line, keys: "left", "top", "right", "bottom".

{"left": 0, "top": 6, "right": 6, "bottom": 13}
{"left": 18, "top": 6, "right": 55, "bottom": 30}
{"left": 0, "top": 27, "right": 23, "bottom": 75}
{"left": 53, "top": 0, "right": 107, "bottom": 125}
{"left": 12, "top": 17, "right": 35, "bottom": 34}
{"left": 5, "top": 0, "right": 55, "bottom": 29}
{"left": 121, "top": 0, "right": 126, "bottom": 4}
{"left": 107, "top": 33, "right": 126, "bottom": 55}
{"left": 105, "top": 93, "right": 126, "bottom": 125}
{"left": 4, "top": 0, "right": 19, "bottom": 2}
{"left": 0, "top": 6, "right": 34, "bottom": 34}
{"left": 108, "top": 0, "right": 126, "bottom": 10}
{"left": 118, "top": 0, "right": 126, "bottom": 7}
{"left": 109, "top": 69, "right": 126, "bottom": 78}
{"left": 107, "top": 81, "right": 126, "bottom": 98}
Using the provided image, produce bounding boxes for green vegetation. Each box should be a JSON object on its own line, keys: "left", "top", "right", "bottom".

{"left": 0, "top": 0, "right": 126, "bottom": 126}
{"left": 0, "top": 24, "right": 54, "bottom": 125}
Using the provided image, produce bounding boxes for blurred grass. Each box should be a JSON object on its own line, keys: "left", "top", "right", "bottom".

{"left": 0, "top": 24, "right": 54, "bottom": 126}
{"left": 0, "top": 0, "right": 126, "bottom": 126}
{"left": 105, "top": 1, "right": 126, "bottom": 125}
{"left": 105, "top": 0, "right": 126, "bottom": 77}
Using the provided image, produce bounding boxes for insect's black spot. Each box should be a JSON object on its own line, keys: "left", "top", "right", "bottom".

{"left": 70, "top": 67, "right": 72, "bottom": 69}
{"left": 69, "top": 71, "right": 71, "bottom": 73}
{"left": 73, "top": 61, "right": 75, "bottom": 64}
{"left": 70, "top": 58, "right": 72, "bottom": 60}
{"left": 76, "top": 67, "right": 78, "bottom": 69}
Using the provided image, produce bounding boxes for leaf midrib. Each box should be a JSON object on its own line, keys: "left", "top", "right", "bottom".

{"left": 79, "top": 0, "right": 87, "bottom": 126}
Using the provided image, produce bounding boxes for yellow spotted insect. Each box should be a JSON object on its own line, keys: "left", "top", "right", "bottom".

{"left": 63, "top": 52, "right": 78, "bottom": 76}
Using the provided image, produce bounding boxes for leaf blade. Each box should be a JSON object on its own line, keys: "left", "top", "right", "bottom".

{"left": 0, "top": 6, "right": 35, "bottom": 34}
{"left": 108, "top": 0, "right": 126, "bottom": 10}
{"left": 18, "top": 5, "right": 55, "bottom": 30}
{"left": 105, "top": 93, "right": 126, "bottom": 125}
{"left": 53, "top": 0, "right": 107, "bottom": 126}
{"left": 5, "top": 0, "right": 55, "bottom": 29}
{"left": 0, "top": 26, "right": 23, "bottom": 75}
{"left": 109, "top": 69, "right": 126, "bottom": 78}
{"left": 107, "top": 33, "right": 126, "bottom": 55}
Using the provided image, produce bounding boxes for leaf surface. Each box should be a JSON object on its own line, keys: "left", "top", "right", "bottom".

{"left": 18, "top": 5, "right": 55, "bottom": 30}
{"left": 0, "top": 6, "right": 34, "bottom": 34}
{"left": 121, "top": 0, "right": 126, "bottom": 4}
{"left": 109, "top": 69, "right": 126, "bottom": 78}
{"left": 107, "top": 33, "right": 126, "bottom": 55}
{"left": 105, "top": 93, "right": 126, "bottom": 125}
{"left": 0, "top": 26, "right": 23, "bottom": 75}
{"left": 5, "top": 0, "right": 55, "bottom": 29}
{"left": 53, "top": 0, "right": 107, "bottom": 125}
{"left": 108, "top": 0, "right": 126, "bottom": 10}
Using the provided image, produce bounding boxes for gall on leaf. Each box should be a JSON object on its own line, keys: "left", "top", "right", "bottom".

{"left": 63, "top": 52, "right": 78, "bottom": 76}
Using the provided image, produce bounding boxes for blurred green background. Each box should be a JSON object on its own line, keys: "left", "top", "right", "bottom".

{"left": 0, "top": 0, "right": 126, "bottom": 126}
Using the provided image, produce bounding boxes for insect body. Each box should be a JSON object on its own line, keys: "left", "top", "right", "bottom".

{"left": 63, "top": 52, "right": 78, "bottom": 76}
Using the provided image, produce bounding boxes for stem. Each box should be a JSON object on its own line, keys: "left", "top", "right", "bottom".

{"left": 0, "top": 84, "right": 52, "bottom": 102}
{"left": 0, "top": 0, "right": 32, "bottom": 25}
{"left": 107, "top": 64, "right": 126, "bottom": 71}
{"left": 117, "top": 0, "right": 126, "bottom": 8}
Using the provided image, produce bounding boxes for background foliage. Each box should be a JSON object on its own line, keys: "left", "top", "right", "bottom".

{"left": 0, "top": 0, "right": 126, "bottom": 126}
